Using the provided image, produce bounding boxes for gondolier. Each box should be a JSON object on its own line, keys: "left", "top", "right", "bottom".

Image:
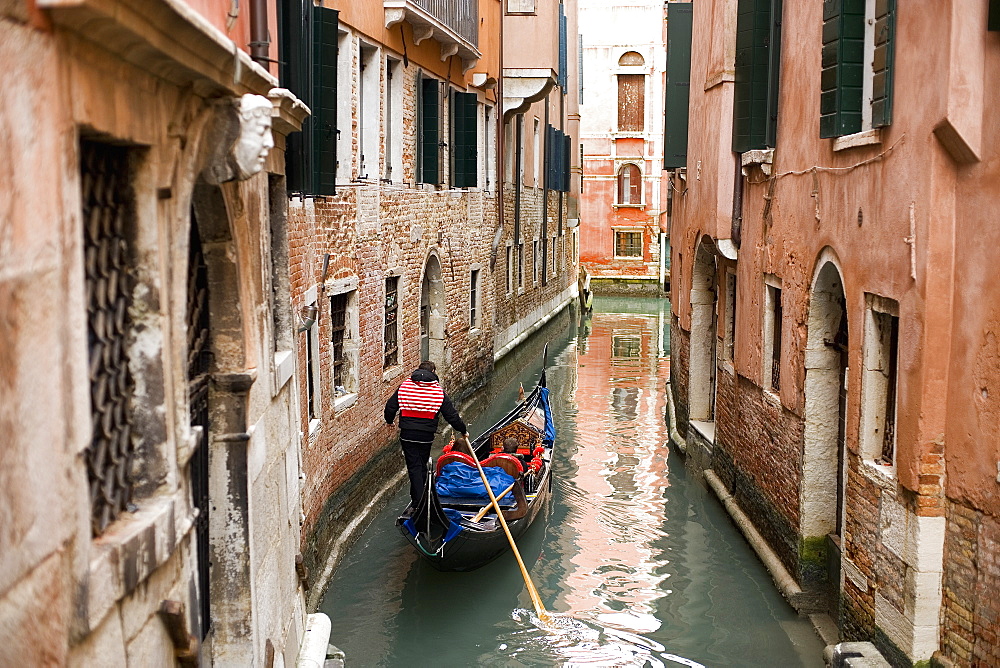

{"left": 385, "top": 361, "right": 468, "bottom": 505}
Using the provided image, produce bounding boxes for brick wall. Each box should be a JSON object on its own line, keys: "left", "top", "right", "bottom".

{"left": 940, "top": 501, "right": 1000, "bottom": 667}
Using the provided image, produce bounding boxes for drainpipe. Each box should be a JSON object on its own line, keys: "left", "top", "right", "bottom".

{"left": 249, "top": 0, "right": 270, "bottom": 67}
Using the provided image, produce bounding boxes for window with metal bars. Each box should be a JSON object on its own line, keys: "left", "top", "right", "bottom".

{"left": 470, "top": 269, "right": 479, "bottom": 328}
{"left": 384, "top": 276, "right": 399, "bottom": 368}
{"left": 614, "top": 230, "right": 643, "bottom": 258}
{"left": 81, "top": 139, "right": 138, "bottom": 536}
{"left": 330, "top": 292, "right": 348, "bottom": 387}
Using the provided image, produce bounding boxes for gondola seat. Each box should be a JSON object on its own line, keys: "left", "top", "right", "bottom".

{"left": 435, "top": 451, "right": 478, "bottom": 475}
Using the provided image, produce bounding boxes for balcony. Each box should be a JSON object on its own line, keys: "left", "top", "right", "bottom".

{"left": 385, "top": 0, "right": 481, "bottom": 72}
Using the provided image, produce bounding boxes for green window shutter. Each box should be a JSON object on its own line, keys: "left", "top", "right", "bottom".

{"left": 279, "top": 0, "right": 313, "bottom": 194}
{"left": 545, "top": 124, "right": 555, "bottom": 188}
{"left": 312, "top": 7, "right": 338, "bottom": 195}
{"left": 664, "top": 2, "right": 692, "bottom": 169}
{"left": 733, "top": 0, "right": 781, "bottom": 152}
{"left": 419, "top": 78, "right": 440, "bottom": 184}
{"left": 452, "top": 92, "right": 478, "bottom": 188}
{"left": 991, "top": 0, "right": 1000, "bottom": 30}
{"left": 559, "top": 4, "right": 568, "bottom": 91}
{"left": 562, "top": 132, "right": 571, "bottom": 192}
{"left": 820, "top": 0, "right": 864, "bottom": 138}
{"left": 871, "top": 0, "right": 895, "bottom": 127}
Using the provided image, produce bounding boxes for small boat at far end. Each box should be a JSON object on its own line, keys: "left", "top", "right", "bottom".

{"left": 395, "top": 367, "right": 556, "bottom": 572}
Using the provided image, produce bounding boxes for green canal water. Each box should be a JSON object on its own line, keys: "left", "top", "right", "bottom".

{"left": 319, "top": 297, "right": 825, "bottom": 667}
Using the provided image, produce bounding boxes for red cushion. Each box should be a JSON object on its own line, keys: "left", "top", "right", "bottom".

{"left": 481, "top": 453, "right": 524, "bottom": 474}
{"left": 435, "top": 451, "right": 478, "bottom": 475}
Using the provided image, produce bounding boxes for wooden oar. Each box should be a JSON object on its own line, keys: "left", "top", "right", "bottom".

{"left": 469, "top": 448, "right": 549, "bottom": 622}
{"left": 471, "top": 481, "right": 517, "bottom": 522}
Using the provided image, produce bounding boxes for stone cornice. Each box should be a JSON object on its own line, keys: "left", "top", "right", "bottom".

{"left": 39, "top": 0, "right": 278, "bottom": 98}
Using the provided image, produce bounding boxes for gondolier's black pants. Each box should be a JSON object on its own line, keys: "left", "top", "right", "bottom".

{"left": 400, "top": 431, "right": 434, "bottom": 505}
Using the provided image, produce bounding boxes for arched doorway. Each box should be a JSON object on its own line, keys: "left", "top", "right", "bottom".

{"left": 420, "top": 254, "right": 446, "bottom": 366}
{"left": 802, "top": 257, "right": 849, "bottom": 619}
{"left": 689, "top": 239, "right": 718, "bottom": 422}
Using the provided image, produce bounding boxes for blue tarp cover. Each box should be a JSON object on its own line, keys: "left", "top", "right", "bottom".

{"left": 539, "top": 387, "right": 556, "bottom": 446}
{"left": 435, "top": 462, "right": 515, "bottom": 504}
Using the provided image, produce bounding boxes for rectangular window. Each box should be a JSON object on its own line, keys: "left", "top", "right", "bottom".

{"left": 533, "top": 119, "right": 541, "bottom": 187}
{"left": 505, "top": 245, "right": 513, "bottom": 294}
{"left": 733, "top": 0, "right": 782, "bottom": 152}
{"left": 306, "top": 303, "right": 320, "bottom": 420}
{"left": 385, "top": 58, "right": 403, "bottom": 182}
{"left": 452, "top": 91, "right": 478, "bottom": 188}
{"left": 860, "top": 296, "right": 900, "bottom": 467}
{"left": 615, "top": 230, "right": 643, "bottom": 258}
{"left": 518, "top": 242, "right": 524, "bottom": 288}
{"left": 384, "top": 277, "right": 399, "bottom": 368}
{"left": 279, "top": 4, "right": 338, "bottom": 195}
{"left": 533, "top": 239, "right": 539, "bottom": 283}
{"left": 330, "top": 292, "right": 348, "bottom": 388}
{"left": 81, "top": 140, "right": 138, "bottom": 535}
{"left": 724, "top": 270, "right": 737, "bottom": 362}
{"left": 820, "top": 0, "right": 895, "bottom": 138}
{"left": 764, "top": 279, "right": 782, "bottom": 391}
{"left": 358, "top": 43, "right": 379, "bottom": 180}
{"left": 613, "top": 335, "right": 642, "bottom": 358}
{"left": 617, "top": 74, "right": 645, "bottom": 132}
{"left": 664, "top": 2, "right": 693, "bottom": 169}
{"left": 418, "top": 77, "right": 440, "bottom": 184}
{"left": 336, "top": 30, "right": 352, "bottom": 183}
{"left": 470, "top": 269, "right": 480, "bottom": 328}
{"left": 551, "top": 235, "right": 558, "bottom": 275}
{"left": 483, "top": 105, "right": 496, "bottom": 191}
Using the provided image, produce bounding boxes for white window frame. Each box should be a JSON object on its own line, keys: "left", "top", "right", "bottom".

{"left": 336, "top": 30, "right": 353, "bottom": 183}
{"left": 385, "top": 56, "right": 403, "bottom": 183}
{"left": 328, "top": 278, "right": 360, "bottom": 411}
{"left": 859, "top": 294, "right": 900, "bottom": 475}
{"left": 613, "top": 227, "right": 643, "bottom": 259}
{"left": 762, "top": 275, "right": 782, "bottom": 396}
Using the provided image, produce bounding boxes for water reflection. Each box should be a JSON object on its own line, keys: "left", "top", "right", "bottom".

{"left": 320, "top": 297, "right": 823, "bottom": 667}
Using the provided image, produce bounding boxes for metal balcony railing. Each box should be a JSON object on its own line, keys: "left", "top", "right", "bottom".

{"left": 412, "top": 0, "right": 478, "bottom": 47}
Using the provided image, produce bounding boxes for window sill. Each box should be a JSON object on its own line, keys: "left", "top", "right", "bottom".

{"left": 308, "top": 418, "right": 322, "bottom": 438}
{"left": 86, "top": 490, "right": 193, "bottom": 631}
{"left": 273, "top": 349, "right": 295, "bottom": 396}
{"left": 334, "top": 392, "right": 357, "bottom": 412}
{"left": 613, "top": 255, "right": 645, "bottom": 261}
{"left": 613, "top": 203, "right": 644, "bottom": 209}
{"left": 762, "top": 388, "right": 782, "bottom": 407}
{"left": 690, "top": 419, "right": 715, "bottom": 444}
{"left": 832, "top": 128, "right": 882, "bottom": 152}
{"left": 469, "top": 326, "right": 482, "bottom": 337}
{"left": 382, "top": 365, "right": 404, "bottom": 383}
{"left": 741, "top": 148, "right": 774, "bottom": 177}
{"left": 860, "top": 458, "right": 896, "bottom": 489}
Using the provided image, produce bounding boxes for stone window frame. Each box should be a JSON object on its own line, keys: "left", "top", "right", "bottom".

{"left": 357, "top": 40, "right": 381, "bottom": 181}
{"left": 859, "top": 293, "right": 900, "bottom": 478}
{"left": 384, "top": 56, "right": 404, "bottom": 183}
{"left": 613, "top": 227, "right": 644, "bottom": 259}
{"left": 336, "top": 28, "right": 353, "bottom": 184}
{"left": 469, "top": 264, "right": 482, "bottom": 332}
{"left": 615, "top": 161, "right": 643, "bottom": 207}
{"left": 762, "top": 274, "right": 783, "bottom": 399}
{"left": 532, "top": 237, "right": 540, "bottom": 285}
{"left": 269, "top": 176, "right": 295, "bottom": 397}
{"left": 481, "top": 103, "right": 496, "bottom": 192}
{"left": 382, "top": 273, "right": 402, "bottom": 371}
{"left": 505, "top": 242, "right": 514, "bottom": 296}
{"left": 303, "top": 283, "right": 322, "bottom": 435}
{"left": 723, "top": 267, "right": 737, "bottom": 367}
{"left": 327, "top": 276, "right": 360, "bottom": 412}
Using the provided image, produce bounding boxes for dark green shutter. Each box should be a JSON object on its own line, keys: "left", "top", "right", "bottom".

{"left": 991, "top": 0, "right": 1000, "bottom": 30}
{"left": 279, "top": 0, "right": 314, "bottom": 194}
{"left": 819, "top": 0, "right": 864, "bottom": 138}
{"left": 664, "top": 2, "right": 692, "bottom": 169}
{"left": 558, "top": 3, "right": 568, "bottom": 91}
{"left": 312, "top": 7, "right": 338, "bottom": 195}
{"left": 419, "top": 78, "right": 440, "bottom": 184}
{"left": 871, "top": 0, "right": 895, "bottom": 127}
{"left": 733, "top": 0, "right": 782, "bottom": 152}
{"left": 562, "top": 133, "right": 571, "bottom": 192}
{"left": 452, "top": 92, "right": 478, "bottom": 188}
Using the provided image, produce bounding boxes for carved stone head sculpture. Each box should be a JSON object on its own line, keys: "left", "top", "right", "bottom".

{"left": 234, "top": 94, "right": 274, "bottom": 179}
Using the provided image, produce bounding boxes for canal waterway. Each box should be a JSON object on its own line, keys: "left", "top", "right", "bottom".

{"left": 319, "top": 297, "right": 824, "bottom": 667}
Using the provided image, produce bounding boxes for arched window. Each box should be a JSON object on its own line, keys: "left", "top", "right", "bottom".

{"left": 617, "top": 163, "right": 642, "bottom": 204}
{"left": 618, "top": 51, "right": 645, "bottom": 67}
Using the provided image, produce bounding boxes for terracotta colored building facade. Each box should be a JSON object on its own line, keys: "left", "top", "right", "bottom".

{"left": 578, "top": 0, "right": 668, "bottom": 294}
{"left": 282, "top": 0, "right": 581, "bottom": 600}
{"left": 666, "top": 0, "right": 1000, "bottom": 665}
{"left": 0, "top": 0, "right": 319, "bottom": 665}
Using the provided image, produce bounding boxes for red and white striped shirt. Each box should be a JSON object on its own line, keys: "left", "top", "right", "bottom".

{"left": 397, "top": 378, "right": 445, "bottom": 419}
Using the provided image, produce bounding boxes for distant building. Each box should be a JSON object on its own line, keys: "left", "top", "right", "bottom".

{"left": 666, "top": 0, "right": 1000, "bottom": 665}
{"left": 281, "top": 0, "right": 580, "bottom": 596}
{"left": 578, "top": 0, "right": 669, "bottom": 295}
{"left": 0, "top": 0, "right": 313, "bottom": 665}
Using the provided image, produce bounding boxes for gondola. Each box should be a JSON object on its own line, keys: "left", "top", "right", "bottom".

{"left": 395, "top": 367, "right": 556, "bottom": 572}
